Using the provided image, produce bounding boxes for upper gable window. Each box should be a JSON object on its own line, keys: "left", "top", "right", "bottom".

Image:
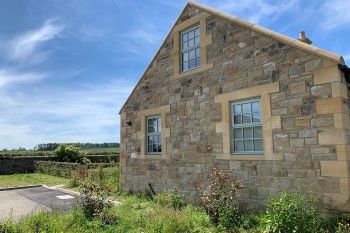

{"left": 181, "top": 26, "right": 200, "bottom": 72}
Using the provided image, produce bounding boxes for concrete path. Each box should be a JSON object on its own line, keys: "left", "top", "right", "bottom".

{"left": 0, "top": 186, "right": 78, "bottom": 221}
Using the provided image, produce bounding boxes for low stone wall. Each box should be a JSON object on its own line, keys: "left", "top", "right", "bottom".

{"left": 35, "top": 161, "right": 117, "bottom": 178}
{"left": 86, "top": 154, "right": 119, "bottom": 163}
{"left": 0, "top": 156, "right": 52, "bottom": 175}
{"left": 0, "top": 154, "right": 119, "bottom": 175}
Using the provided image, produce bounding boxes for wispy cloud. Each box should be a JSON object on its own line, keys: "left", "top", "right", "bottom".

{"left": 0, "top": 68, "right": 47, "bottom": 88}
{"left": 320, "top": 0, "right": 350, "bottom": 30}
{"left": 7, "top": 18, "right": 64, "bottom": 62}
{"left": 121, "top": 20, "right": 163, "bottom": 56}
{"left": 208, "top": 0, "right": 299, "bottom": 23}
{"left": 344, "top": 54, "right": 350, "bottom": 65}
{"left": 0, "top": 78, "right": 133, "bottom": 149}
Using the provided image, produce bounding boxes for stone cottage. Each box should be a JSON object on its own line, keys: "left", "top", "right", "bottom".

{"left": 119, "top": 1, "right": 350, "bottom": 212}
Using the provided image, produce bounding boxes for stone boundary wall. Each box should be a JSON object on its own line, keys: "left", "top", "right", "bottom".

{"left": 35, "top": 161, "right": 117, "bottom": 178}
{"left": 0, "top": 154, "right": 119, "bottom": 175}
{"left": 0, "top": 156, "right": 52, "bottom": 175}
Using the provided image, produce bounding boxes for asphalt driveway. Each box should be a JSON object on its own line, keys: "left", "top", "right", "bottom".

{"left": 0, "top": 186, "right": 78, "bottom": 221}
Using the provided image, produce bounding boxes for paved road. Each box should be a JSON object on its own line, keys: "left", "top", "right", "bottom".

{"left": 0, "top": 186, "right": 78, "bottom": 221}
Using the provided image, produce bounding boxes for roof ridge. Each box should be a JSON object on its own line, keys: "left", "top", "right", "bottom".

{"left": 188, "top": 1, "right": 344, "bottom": 65}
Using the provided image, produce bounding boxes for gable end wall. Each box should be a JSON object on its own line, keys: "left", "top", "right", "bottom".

{"left": 120, "top": 6, "right": 350, "bottom": 212}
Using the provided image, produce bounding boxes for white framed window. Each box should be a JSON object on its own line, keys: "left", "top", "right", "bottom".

{"left": 146, "top": 116, "right": 162, "bottom": 154}
{"left": 231, "top": 99, "right": 263, "bottom": 154}
{"left": 181, "top": 26, "right": 200, "bottom": 72}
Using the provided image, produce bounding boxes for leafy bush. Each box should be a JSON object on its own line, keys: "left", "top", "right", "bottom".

{"left": 154, "top": 188, "right": 187, "bottom": 210}
{"left": 336, "top": 217, "right": 350, "bottom": 233}
{"left": 79, "top": 166, "right": 119, "bottom": 225}
{"left": 54, "top": 144, "right": 89, "bottom": 164}
{"left": 262, "top": 190, "right": 321, "bottom": 233}
{"left": 70, "top": 166, "right": 89, "bottom": 187}
{"left": 197, "top": 167, "right": 242, "bottom": 230}
{"left": 0, "top": 221, "right": 20, "bottom": 233}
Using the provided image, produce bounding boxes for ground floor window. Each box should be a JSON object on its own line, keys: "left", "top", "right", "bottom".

{"left": 231, "top": 99, "right": 263, "bottom": 154}
{"left": 146, "top": 116, "right": 162, "bottom": 154}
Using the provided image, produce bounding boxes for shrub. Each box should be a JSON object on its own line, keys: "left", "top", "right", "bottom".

{"left": 70, "top": 166, "right": 89, "bottom": 187}
{"left": 54, "top": 144, "right": 89, "bottom": 164}
{"left": 146, "top": 210, "right": 192, "bottom": 233}
{"left": 336, "top": 217, "right": 350, "bottom": 233}
{"left": 262, "top": 190, "right": 321, "bottom": 233}
{"left": 154, "top": 188, "right": 187, "bottom": 210}
{"left": 0, "top": 221, "right": 20, "bottom": 233}
{"left": 79, "top": 171, "right": 114, "bottom": 223}
{"left": 21, "top": 212, "right": 60, "bottom": 233}
{"left": 196, "top": 167, "right": 242, "bottom": 230}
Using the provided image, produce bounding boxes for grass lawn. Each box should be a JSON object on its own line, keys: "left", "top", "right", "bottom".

{"left": 0, "top": 173, "right": 70, "bottom": 188}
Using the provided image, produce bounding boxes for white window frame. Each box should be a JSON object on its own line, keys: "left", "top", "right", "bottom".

{"left": 231, "top": 99, "right": 264, "bottom": 154}
{"left": 146, "top": 115, "right": 162, "bottom": 154}
{"left": 181, "top": 25, "right": 201, "bottom": 72}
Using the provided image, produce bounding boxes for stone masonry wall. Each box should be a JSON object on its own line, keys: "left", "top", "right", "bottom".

{"left": 120, "top": 5, "right": 350, "bottom": 212}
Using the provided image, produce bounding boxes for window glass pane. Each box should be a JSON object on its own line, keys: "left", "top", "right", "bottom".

{"left": 254, "top": 126, "right": 262, "bottom": 138}
{"left": 243, "top": 127, "right": 253, "bottom": 139}
{"left": 243, "top": 113, "right": 252, "bottom": 123}
{"left": 189, "top": 60, "right": 196, "bottom": 69}
{"left": 189, "top": 39, "right": 194, "bottom": 48}
{"left": 233, "top": 128, "right": 242, "bottom": 139}
{"left": 243, "top": 103, "right": 251, "bottom": 114}
{"left": 183, "top": 52, "right": 188, "bottom": 62}
{"left": 195, "top": 47, "right": 200, "bottom": 57}
{"left": 183, "top": 42, "right": 188, "bottom": 51}
{"left": 157, "top": 118, "right": 161, "bottom": 132}
{"left": 254, "top": 139, "right": 263, "bottom": 151}
{"left": 244, "top": 140, "right": 254, "bottom": 151}
{"left": 148, "top": 135, "right": 154, "bottom": 144}
{"left": 195, "top": 27, "right": 200, "bottom": 36}
{"left": 195, "top": 36, "right": 200, "bottom": 45}
{"left": 182, "top": 33, "right": 188, "bottom": 42}
{"left": 252, "top": 101, "right": 260, "bottom": 113}
{"left": 233, "top": 104, "right": 242, "bottom": 115}
{"left": 234, "top": 140, "right": 244, "bottom": 152}
{"left": 189, "top": 49, "right": 195, "bottom": 60}
{"left": 148, "top": 144, "right": 153, "bottom": 153}
{"left": 188, "top": 30, "right": 194, "bottom": 39}
{"left": 148, "top": 125, "right": 155, "bottom": 133}
{"left": 252, "top": 113, "right": 261, "bottom": 123}
{"left": 183, "top": 62, "right": 189, "bottom": 71}
{"left": 234, "top": 115, "right": 242, "bottom": 124}
{"left": 195, "top": 57, "right": 201, "bottom": 67}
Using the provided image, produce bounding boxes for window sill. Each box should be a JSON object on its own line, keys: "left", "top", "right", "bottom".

{"left": 217, "top": 154, "right": 266, "bottom": 160}
{"left": 171, "top": 63, "right": 213, "bottom": 80}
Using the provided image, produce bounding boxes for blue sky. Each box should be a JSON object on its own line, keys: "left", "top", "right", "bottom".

{"left": 0, "top": 0, "right": 349, "bottom": 149}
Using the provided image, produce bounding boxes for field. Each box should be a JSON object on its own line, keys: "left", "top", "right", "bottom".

{"left": 0, "top": 147, "right": 119, "bottom": 157}
{"left": 0, "top": 173, "right": 70, "bottom": 188}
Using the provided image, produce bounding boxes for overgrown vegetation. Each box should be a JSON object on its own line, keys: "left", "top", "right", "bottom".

{"left": 1, "top": 166, "right": 349, "bottom": 233}
{"left": 197, "top": 167, "right": 242, "bottom": 231}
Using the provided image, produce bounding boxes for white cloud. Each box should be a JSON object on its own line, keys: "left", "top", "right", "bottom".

{"left": 320, "top": 0, "right": 350, "bottom": 30}
{"left": 0, "top": 78, "right": 133, "bottom": 149}
{"left": 344, "top": 54, "right": 350, "bottom": 65}
{"left": 0, "top": 68, "right": 47, "bottom": 88}
{"left": 206, "top": 0, "right": 299, "bottom": 23}
{"left": 7, "top": 18, "right": 64, "bottom": 62}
